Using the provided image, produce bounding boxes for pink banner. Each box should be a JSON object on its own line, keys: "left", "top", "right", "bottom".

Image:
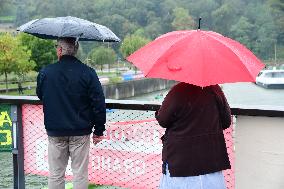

{"left": 22, "top": 105, "right": 234, "bottom": 189}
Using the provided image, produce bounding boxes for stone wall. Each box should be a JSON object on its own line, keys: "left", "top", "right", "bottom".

{"left": 102, "top": 78, "right": 176, "bottom": 99}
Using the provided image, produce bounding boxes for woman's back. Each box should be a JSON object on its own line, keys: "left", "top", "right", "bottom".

{"left": 156, "top": 82, "right": 231, "bottom": 176}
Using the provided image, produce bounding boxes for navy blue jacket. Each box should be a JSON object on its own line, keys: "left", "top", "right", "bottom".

{"left": 36, "top": 55, "right": 106, "bottom": 136}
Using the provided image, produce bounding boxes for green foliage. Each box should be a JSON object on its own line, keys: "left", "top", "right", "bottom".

{"left": 109, "top": 76, "right": 122, "bottom": 84}
{"left": 212, "top": 2, "right": 237, "bottom": 35}
{"left": 268, "top": 0, "right": 284, "bottom": 44}
{"left": 18, "top": 33, "right": 57, "bottom": 71}
{"left": 13, "top": 45, "right": 36, "bottom": 81}
{"left": 230, "top": 16, "right": 254, "bottom": 49}
{"left": 186, "top": 0, "right": 219, "bottom": 29}
{"left": 0, "top": 16, "right": 16, "bottom": 23}
{"left": 0, "top": 33, "right": 15, "bottom": 74}
{"left": 133, "top": 28, "right": 147, "bottom": 37}
{"left": 89, "top": 46, "right": 116, "bottom": 71}
{"left": 5, "top": 0, "right": 283, "bottom": 60}
{"left": 0, "top": 33, "right": 34, "bottom": 92}
{"left": 120, "top": 35, "right": 150, "bottom": 58}
{"left": 0, "top": 0, "right": 16, "bottom": 17}
{"left": 144, "top": 21, "right": 164, "bottom": 39}
{"left": 172, "top": 7, "right": 195, "bottom": 30}
{"left": 0, "top": 71, "right": 38, "bottom": 83}
{"left": 244, "top": 3, "right": 277, "bottom": 59}
{"left": 276, "top": 45, "right": 284, "bottom": 59}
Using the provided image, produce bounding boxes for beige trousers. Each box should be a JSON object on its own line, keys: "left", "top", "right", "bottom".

{"left": 48, "top": 135, "right": 90, "bottom": 189}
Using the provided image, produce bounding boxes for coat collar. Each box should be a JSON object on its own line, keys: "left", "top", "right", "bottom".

{"left": 59, "top": 55, "right": 78, "bottom": 62}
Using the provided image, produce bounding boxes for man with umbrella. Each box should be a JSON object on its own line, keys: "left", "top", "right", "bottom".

{"left": 18, "top": 16, "right": 120, "bottom": 189}
{"left": 36, "top": 37, "right": 106, "bottom": 189}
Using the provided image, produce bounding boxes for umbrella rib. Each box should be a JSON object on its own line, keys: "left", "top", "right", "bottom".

{"left": 73, "top": 18, "right": 83, "bottom": 38}
{"left": 26, "top": 19, "right": 61, "bottom": 38}
{"left": 204, "top": 32, "right": 256, "bottom": 81}
{"left": 24, "top": 20, "right": 41, "bottom": 30}
{"left": 59, "top": 21, "right": 67, "bottom": 38}
{"left": 90, "top": 24, "right": 105, "bottom": 40}
{"left": 17, "top": 19, "right": 39, "bottom": 31}
{"left": 145, "top": 31, "right": 194, "bottom": 77}
{"left": 199, "top": 31, "right": 206, "bottom": 87}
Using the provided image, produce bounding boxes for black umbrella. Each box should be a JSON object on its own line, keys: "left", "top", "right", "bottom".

{"left": 17, "top": 16, "right": 120, "bottom": 42}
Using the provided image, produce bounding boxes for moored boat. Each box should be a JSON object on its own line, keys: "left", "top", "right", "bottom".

{"left": 256, "top": 70, "right": 284, "bottom": 89}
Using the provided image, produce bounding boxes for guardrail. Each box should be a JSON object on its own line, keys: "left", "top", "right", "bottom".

{"left": 0, "top": 96, "right": 283, "bottom": 189}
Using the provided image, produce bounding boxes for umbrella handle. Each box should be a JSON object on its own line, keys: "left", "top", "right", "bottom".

{"left": 75, "top": 33, "right": 83, "bottom": 44}
{"left": 198, "top": 17, "right": 202, "bottom": 29}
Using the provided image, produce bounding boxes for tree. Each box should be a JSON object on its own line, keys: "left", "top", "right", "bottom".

{"left": 19, "top": 33, "right": 57, "bottom": 71}
{"left": 133, "top": 28, "right": 147, "bottom": 37}
{"left": 89, "top": 46, "right": 116, "bottom": 72}
{"left": 99, "top": 14, "right": 137, "bottom": 39}
{"left": 144, "top": 21, "right": 164, "bottom": 39}
{"left": 120, "top": 35, "right": 150, "bottom": 58}
{"left": 244, "top": 3, "right": 277, "bottom": 59}
{"left": 268, "top": 0, "right": 284, "bottom": 59}
{"left": 7, "top": 0, "right": 284, "bottom": 61}
{"left": 14, "top": 36, "right": 36, "bottom": 82}
{"left": 0, "top": 33, "right": 34, "bottom": 93}
{"left": 186, "top": 0, "right": 219, "bottom": 29}
{"left": 0, "top": 0, "right": 10, "bottom": 10}
{"left": 171, "top": 7, "right": 195, "bottom": 30}
{"left": 0, "top": 0, "right": 15, "bottom": 17}
{"left": 14, "top": 0, "right": 30, "bottom": 26}
{"left": 230, "top": 16, "right": 254, "bottom": 50}
{"left": 120, "top": 35, "right": 150, "bottom": 72}
{"left": 212, "top": 2, "right": 237, "bottom": 36}
{"left": 0, "top": 33, "right": 14, "bottom": 92}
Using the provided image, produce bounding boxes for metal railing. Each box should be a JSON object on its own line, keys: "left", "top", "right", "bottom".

{"left": 0, "top": 95, "right": 284, "bottom": 189}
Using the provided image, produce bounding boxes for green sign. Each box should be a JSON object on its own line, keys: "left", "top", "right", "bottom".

{"left": 0, "top": 105, "right": 12, "bottom": 151}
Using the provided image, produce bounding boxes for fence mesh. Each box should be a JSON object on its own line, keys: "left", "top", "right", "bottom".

{"left": 22, "top": 104, "right": 235, "bottom": 189}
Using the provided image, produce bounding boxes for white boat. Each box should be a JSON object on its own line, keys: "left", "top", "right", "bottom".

{"left": 256, "top": 70, "right": 284, "bottom": 89}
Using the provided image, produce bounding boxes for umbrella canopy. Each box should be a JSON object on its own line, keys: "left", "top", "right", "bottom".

{"left": 17, "top": 16, "right": 120, "bottom": 42}
{"left": 127, "top": 30, "right": 265, "bottom": 87}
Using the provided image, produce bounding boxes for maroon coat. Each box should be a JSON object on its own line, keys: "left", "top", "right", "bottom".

{"left": 156, "top": 83, "right": 231, "bottom": 177}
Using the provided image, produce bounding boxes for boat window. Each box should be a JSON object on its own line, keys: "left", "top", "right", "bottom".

{"left": 273, "top": 72, "right": 284, "bottom": 78}
{"left": 264, "top": 72, "right": 273, "bottom": 77}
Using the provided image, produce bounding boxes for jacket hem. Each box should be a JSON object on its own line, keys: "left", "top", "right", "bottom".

{"left": 47, "top": 129, "right": 92, "bottom": 136}
{"left": 167, "top": 164, "right": 231, "bottom": 177}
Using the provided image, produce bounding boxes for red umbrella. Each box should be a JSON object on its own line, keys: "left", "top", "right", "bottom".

{"left": 126, "top": 30, "right": 265, "bottom": 87}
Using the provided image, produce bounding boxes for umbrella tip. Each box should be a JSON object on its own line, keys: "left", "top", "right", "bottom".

{"left": 198, "top": 17, "right": 202, "bottom": 30}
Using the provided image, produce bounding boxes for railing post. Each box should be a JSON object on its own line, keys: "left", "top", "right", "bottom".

{"left": 11, "top": 105, "right": 25, "bottom": 189}
{"left": 11, "top": 105, "right": 18, "bottom": 189}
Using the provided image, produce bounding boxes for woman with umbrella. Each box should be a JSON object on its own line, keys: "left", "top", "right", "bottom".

{"left": 155, "top": 83, "right": 231, "bottom": 189}
{"left": 127, "top": 19, "right": 264, "bottom": 189}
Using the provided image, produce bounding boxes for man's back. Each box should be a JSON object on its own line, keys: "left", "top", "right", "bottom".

{"left": 37, "top": 37, "right": 106, "bottom": 189}
{"left": 36, "top": 55, "right": 106, "bottom": 137}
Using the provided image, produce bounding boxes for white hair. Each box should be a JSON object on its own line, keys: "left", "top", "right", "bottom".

{"left": 57, "top": 38, "right": 79, "bottom": 56}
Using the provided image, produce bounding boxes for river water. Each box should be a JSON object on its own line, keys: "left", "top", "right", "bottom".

{"left": 129, "top": 82, "right": 284, "bottom": 107}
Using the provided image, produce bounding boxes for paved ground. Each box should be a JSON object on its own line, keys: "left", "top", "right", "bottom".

{"left": 0, "top": 152, "right": 13, "bottom": 189}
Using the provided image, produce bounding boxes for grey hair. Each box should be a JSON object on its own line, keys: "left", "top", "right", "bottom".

{"left": 57, "top": 37, "right": 79, "bottom": 56}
